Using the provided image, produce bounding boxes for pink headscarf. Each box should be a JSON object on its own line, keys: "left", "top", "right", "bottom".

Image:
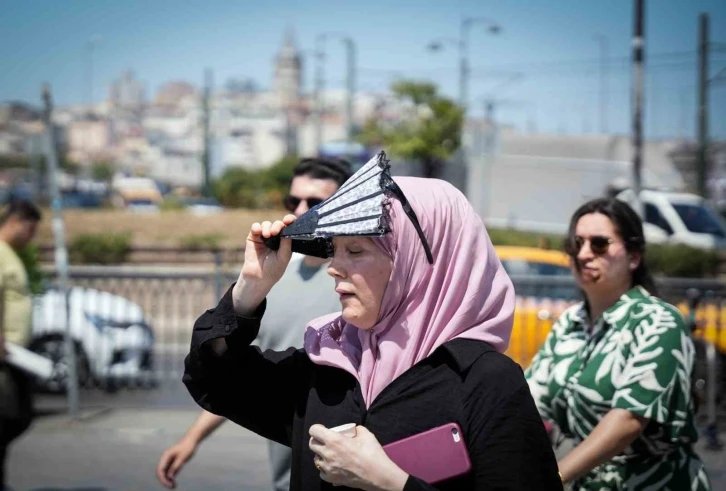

{"left": 303, "top": 177, "right": 515, "bottom": 407}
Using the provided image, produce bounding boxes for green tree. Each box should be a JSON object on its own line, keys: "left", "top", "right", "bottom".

{"left": 212, "top": 155, "right": 299, "bottom": 209}
{"left": 358, "top": 81, "right": 464, "bottom": 178}
{"left": 261, "top": 155, "right": 298, "bottom": 190}
{"left": 213, "top": 167, "right": 253, "bottom": 207}
{"left": 0, "top": 155, "right": 30, "bottom": 170}
{"left": 60, "top": 157, "right": 80, "bottom": 175}
{"left": 90, "top": 161, "right": 115, "bottom": 181}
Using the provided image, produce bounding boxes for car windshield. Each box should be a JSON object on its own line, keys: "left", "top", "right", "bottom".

{"left": 672, "top": 203, "right": 726, "bottom": 238}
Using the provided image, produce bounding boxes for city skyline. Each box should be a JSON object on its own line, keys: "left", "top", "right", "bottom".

{"left": 2, "top": 0, "right": 725, "bottom": 139}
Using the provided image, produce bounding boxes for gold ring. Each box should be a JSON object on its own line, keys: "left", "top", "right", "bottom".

{"left": 315, "top": 461, "right": 322, "bottom": 471}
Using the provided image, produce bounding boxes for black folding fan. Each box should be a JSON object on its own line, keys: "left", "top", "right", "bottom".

{"left": 264, "top": 151, "right": 433, "bottom": 264}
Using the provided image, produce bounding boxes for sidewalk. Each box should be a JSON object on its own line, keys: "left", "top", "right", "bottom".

{"left": 8, "top": 408, "right": 272, "bottom": 491}
{"left": 8, "top": 407, "right": 726, "bottom": 490}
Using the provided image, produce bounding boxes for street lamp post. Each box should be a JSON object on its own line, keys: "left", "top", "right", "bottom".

{"left": 343, "top": 37, "right": 356, "bottom": 146}
{"left": 593, "top": 33, "right": 609, "bottom": 134}
{"left": 85, "top": 35, "right": 102, "bottom": 117}
{"left": 42, "top": 85, "right": 80, "bottom": 420}
{"left": 428, "top": 17, "right": 501, "bottom": 215}
{"left": 314, "top": 33, "right": 357, "bottom": 154}
{"left": 459, "top": 17, "right": 501, "bottom": 110}
{"left": 314, "top": 35, "right": 325, "bottom": 153}
{"left": 429, "top": 17, "right": 501, "bottom": 110}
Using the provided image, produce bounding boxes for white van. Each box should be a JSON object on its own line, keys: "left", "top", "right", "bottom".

{"left": 617, "top": 189, "right": 726, "bottom": 250}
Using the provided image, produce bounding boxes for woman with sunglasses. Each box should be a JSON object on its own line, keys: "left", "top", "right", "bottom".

{"left": 183, "top": 155, "right": 562, "bottom": 490}
{"left": 526, "top": 198, "right": 711, "bottom": 490}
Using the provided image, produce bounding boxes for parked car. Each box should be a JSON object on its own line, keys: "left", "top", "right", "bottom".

{"left": 617, "top": 188, "right": 726, "bottom": 250}
{"left": 29, "top": 287, "right": 155, "bottom": 392}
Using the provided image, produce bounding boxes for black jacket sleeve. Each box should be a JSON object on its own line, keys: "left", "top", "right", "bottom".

{"left": 182, "top": 284, "right": 310, "bottom": 447}
{"left": 467, "top": 355, "right": 563, "bottom": 490}
{"left": 399, "top": 354, "right": 563, "bottom": 491}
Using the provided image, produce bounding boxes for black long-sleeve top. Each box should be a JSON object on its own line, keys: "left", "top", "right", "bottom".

{"left": 183, "top": 286, "right": 563, "bottom": 491}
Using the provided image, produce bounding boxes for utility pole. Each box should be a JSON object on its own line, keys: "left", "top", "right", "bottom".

{"left": 42, "top": 85, "right": 80, "bottom": 420}
{"left": 459, "top": 20, "right": 470, "bottom": 110}
{"left": 344, "top": 37, "right": 356, "bottom": 146}
{"left": 85, "top": 36, "right": 101, "bottom": 116}
{"left": 631, "top": 0, "right": 645, "bottom": 216}
{"left": 697, "top": 13, "right": 709, "bottom": 199}
{"left": 202, "top": 69, "right": 213, "bottom": 198}
{"left": 484, "top": 101, "right": 495, "bottom": 127}
{"left": 457, "top": 18, "right": 501, "bottom": 113}
{"left": 314, "top": 35, "right": 325, "bottom": 154}
{"left": 479, "top": 100, "right": 496, "bottom": 219}
{"left": 314, "top": 33, "right": 356, "bottom": 153}
{"left": 679, "top": 90, "right": 688, "bottom": 139}
{"left": 594, "top": 33, "right": 609, "bottom": 134}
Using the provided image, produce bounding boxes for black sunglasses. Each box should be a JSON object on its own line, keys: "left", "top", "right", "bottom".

{"left": 565, "top": 235, "right": 615, "bottom": 256}
{"left": 283, "top": 195, "right": 326, "bottom": 213}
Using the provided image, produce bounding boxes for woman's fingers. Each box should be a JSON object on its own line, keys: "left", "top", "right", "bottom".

{"left": 270, "top": 220, "right": 287, "bottom": 236}
{"left": 309, "top": 424, "right": 335, "bottom": 443}
{"left": 256, "top": 217, "right": 294, "bottom": 239}
{"left": 283, "top": 214, "right": 296, "bottom": 225}
{"left": 309, "top": 436, "right": 325, "bottom": 453}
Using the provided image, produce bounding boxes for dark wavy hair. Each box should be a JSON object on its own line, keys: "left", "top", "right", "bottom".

{"left": 293, "top": 157, "right": 353, "bottom": 188}
{"left": 564, "top": 197, "right": 657, "bottom": 296}
{"left": 0, "top": 198, "right": 42, "bottom": 225}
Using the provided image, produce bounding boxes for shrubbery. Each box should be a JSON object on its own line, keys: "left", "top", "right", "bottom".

{"left": 69, "top": 233, "right": 132, "bottom": 265}
{"left": 179, "top": 233, "right": 225, "bottom": 251}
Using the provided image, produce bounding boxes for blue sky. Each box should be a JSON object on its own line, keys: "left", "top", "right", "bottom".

{"left": 1, "top": 0, "right": 725, "bottom": 139}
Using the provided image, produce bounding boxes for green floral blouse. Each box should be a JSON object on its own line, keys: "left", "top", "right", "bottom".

{"left": 525, "top": 286, "right": 711, "bottom": 490}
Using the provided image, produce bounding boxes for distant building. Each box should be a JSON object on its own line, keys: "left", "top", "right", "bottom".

{"left": 110, "top": 70, "right": 145, "bottom": 120}
{"left": 465, "top": 128, "right": 688, "bottom": 230}
{"left": 273, "top": 28, "right": 302, "bottom": 110}
{"left": 150, "top": 148, "right": 202, "bottom": 188}
{"left": 154, "top": 81, "right": 197, "bottom": 108}
{"left": 100, "top": 29, "right": 411, "bottom": 179}
{"left": 0, "top": 102, "right": 40, "bottom": 124}
{"left": 66, "top": 118, "right": 112, "bottom": 163}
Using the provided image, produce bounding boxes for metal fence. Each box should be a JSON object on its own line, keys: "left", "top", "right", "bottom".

{"left": 35, "top": 267, "right": 726, "bottom": 430}
{"left": 34, "top": 265, "right": 237, "bottom": 394}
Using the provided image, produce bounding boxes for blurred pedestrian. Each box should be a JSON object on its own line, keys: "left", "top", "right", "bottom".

{"left": 526, "top": 198, "right": 712, "bottom": 490}
{"left": 0, "top": 198, "right": 41, "bottom": 490}
{"left": 156, "top": 157, "right": 352, "bottom": 490}
{"left": 183, "top": 154, "right": 562, "bottom": 490}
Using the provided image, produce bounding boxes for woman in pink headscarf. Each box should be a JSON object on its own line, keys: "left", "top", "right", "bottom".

{"left": 184, "top": 170, "right": 562, "bottom": 490}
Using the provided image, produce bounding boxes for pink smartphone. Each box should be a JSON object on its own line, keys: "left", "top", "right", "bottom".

{"left": 382, "top": 422, "right": 472, "bottom": 484}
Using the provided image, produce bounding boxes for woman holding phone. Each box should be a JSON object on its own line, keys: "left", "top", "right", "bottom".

{"left": 526, "top": 198, "right": 711, "bottom": 490}
{"left": 183, "top": 155, "right": 561, "bottom": 490}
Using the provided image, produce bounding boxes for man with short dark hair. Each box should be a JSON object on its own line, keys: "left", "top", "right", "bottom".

{"left": 0, "top": 198, "right": 42, "bottom": 490}
{"left": 156, "top": 158, "right": 352, "bottom": 490}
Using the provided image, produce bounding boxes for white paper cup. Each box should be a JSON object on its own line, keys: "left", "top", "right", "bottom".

{"left": 330, "top": 423, "right": 357, "bottom": 438}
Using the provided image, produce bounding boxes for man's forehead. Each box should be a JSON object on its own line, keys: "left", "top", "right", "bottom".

{"left": 289, "top": 175, "right": 339, "bottom": 198}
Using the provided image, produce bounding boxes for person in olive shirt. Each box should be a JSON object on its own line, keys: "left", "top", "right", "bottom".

{"left": 0, "top": 198, "right": 41, "bottom": 490}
